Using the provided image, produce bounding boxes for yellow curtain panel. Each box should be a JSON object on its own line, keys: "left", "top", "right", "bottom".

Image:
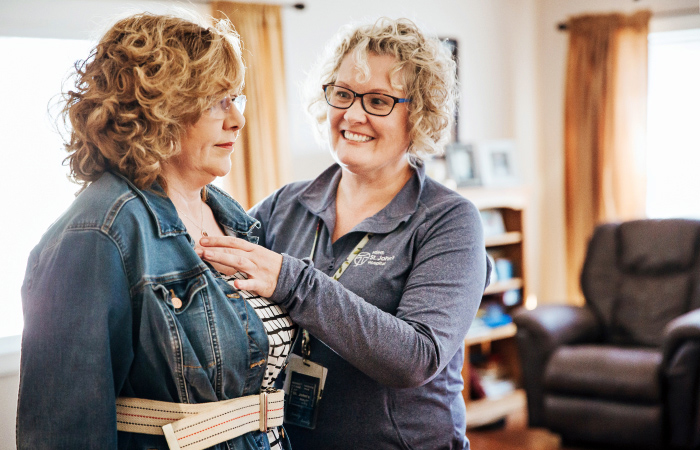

{"left": 564, "top": 10, "right": 650, "bottom": 304}
{"left": 212, "top": 2, "right": 291, "bottom": 209}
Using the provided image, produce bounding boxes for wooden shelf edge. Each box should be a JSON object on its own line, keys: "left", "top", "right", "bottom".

{"left": 465, "top": 389, "right": 526, "bottom": 429}
{"left": 456, "top": 187, "right": 528, "bottom": 210}
{"left": 485, "top": 231, "right": 522, "bottom": 247}
{"left": 465, "top": 322, "right": 517, "bottom": 346}
{"left": 484, "top": 278, "right": 523, "bottom": 295}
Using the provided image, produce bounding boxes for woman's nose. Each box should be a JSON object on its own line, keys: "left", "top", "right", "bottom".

{"left": 343, "top": 98, "right": 367, "bottom": 123}
{"left": 225, "top": 105, "right": 245, "bottom": 131}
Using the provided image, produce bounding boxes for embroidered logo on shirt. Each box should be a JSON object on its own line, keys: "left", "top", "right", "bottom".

{"left": 353, "top": 250, "right": 395, "bottom": 266}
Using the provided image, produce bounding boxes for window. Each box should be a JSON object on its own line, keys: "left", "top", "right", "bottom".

{"left": 646, "top": 29, "right": 700, "bottom": 218}
{"left": 0, "top": 37, "right": 93, "bottom": 338}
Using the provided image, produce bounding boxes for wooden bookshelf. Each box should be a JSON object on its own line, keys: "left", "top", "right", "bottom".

{"left": 485, "top": 231, "right": 522, "bottom": 247}
{"left": 465, "top": 322, "right": 517, "bottom": 347}
{"left": 484, "top": 278, "right": 523, "bottom": 295}
{"left": 465, "top": 389, "right": 527, "bottom": 428}
{"left": 457, "top": 187, "right": 528, "bottom": 429}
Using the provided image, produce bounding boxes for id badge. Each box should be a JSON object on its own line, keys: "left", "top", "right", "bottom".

{"left": 282, "top": 354, "right": 328, "bottom": 429}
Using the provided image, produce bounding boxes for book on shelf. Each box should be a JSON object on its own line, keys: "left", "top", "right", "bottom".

{"left": 469, "top": 354, "right": 517, "bottom": 400}
{"left": 480, "top": 377, "right": 516, "bottom": 399}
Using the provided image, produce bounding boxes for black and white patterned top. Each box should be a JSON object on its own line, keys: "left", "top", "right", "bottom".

{"left": 223, "top": 272, "right": 296, "bottom": 450}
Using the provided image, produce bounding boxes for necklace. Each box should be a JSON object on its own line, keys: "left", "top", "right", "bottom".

{"left": 176, "top": 199, "right": 209, "bottom": 238}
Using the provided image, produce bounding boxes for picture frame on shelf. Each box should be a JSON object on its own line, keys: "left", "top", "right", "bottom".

{"left": 424, "top": 155, "right": 448, "bottom": 184}
{"left": 480, "top": 209, "right": 506, "bottom": 237}
{"left": 445, "top": 143, "right": 480, "bottom": 187}
{"left": 474, "top": 140, "right": 521, "bottom": 187}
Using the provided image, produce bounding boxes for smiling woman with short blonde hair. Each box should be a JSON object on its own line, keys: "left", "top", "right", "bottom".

{"left": 306, "top": 17, "right": 458, "bottom": 164}
{"left": 198, "top": 16, "right": 489, "bottom": 450}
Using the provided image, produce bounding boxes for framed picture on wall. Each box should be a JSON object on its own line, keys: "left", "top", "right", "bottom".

{"left": 440, "top": 37, "right": 459, "bottom": 143}
{"left": 445, "top": 143, "right": 480, "bottom": 187}
{"left": 475, "top": 140, "right": 521, "bottom": 187}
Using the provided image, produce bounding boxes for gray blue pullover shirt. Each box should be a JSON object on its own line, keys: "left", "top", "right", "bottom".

{"left": 251, "top": 163, "right": 489, "bottom": 450}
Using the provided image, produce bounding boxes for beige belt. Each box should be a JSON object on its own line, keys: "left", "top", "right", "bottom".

{"left": 116, "top": 388, "right": 284, "bottom": 450}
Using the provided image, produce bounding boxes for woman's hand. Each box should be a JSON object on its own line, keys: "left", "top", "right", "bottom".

{"left": 195, "top": 236, "right": 283, "bottom": 298}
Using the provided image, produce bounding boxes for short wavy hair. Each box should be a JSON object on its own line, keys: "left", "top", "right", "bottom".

{"left": 61, "top": 12, "right": 245, "bottom": 190}
{"left": 306, "top": 17, "right": 458, "bottom": 164}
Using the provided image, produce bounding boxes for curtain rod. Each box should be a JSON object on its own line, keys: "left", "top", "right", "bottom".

{"left": 557, "top": 7, "right": 699, "bottom": 31}
{"left": 195, "top": 1, "right": 305, "bottom": 8}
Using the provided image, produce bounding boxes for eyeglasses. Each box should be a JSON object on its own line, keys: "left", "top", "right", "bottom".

{"left": 322, "top": 84, "right": 410, "bottom": 117}
{"left": 207, "top": 94, "right": 246, "bottom": 119}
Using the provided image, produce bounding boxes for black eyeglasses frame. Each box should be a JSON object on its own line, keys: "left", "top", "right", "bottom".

{"left": 322, "top": 84, "right": 411, "bottom": 117}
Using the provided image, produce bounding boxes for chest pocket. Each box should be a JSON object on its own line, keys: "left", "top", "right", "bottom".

{"left": 154, "top": 274, "right": 208, "bottom": 314}
{"left": 151, "top": 274, "right": 223, "bottom": 401}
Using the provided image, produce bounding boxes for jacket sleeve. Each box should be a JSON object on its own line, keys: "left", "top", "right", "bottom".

{"left": 269, "top": 200, "right": 488, "bottom": 388}
{"left": 17, "top": 229, "right": 133, "bottom": 449}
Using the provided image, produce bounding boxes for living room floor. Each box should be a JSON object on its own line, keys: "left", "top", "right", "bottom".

{"left": 466, "top": 407, "right": 595, "bottom": 450}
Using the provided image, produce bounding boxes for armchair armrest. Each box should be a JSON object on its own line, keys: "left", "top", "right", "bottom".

{"left": 663, "top": 308, "right": 700, "bottom": 365}
{"left": 513, "top": 304, "right": 600, "bottom": 355}
{"left": 512, "top": 304, "right": 600, "bottom": 427}
{"left": 661, "top": 308, "right": 700, "bottom": 448}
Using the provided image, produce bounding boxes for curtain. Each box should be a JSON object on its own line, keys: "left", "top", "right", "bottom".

{"left": 212, "top": 2, "right": 290, "bottom": 209}
{"left": 564, "top": 10, "right": 651, "bottom": 304}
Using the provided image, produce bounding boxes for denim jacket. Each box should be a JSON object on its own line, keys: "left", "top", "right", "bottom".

{"left": 18, "top": 171, "right": 273, "bottom": 450}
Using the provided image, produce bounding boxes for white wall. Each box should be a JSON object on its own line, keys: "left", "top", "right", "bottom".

{"left": 281, "top": 0, "right": 539, "bottom": 183}
{"left": 280, "top": 0, "right": 542, "bottom": 305}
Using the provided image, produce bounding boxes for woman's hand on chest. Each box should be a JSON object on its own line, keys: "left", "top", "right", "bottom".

{"left": 195, "top": 236, "right": 283, "bottom": 298}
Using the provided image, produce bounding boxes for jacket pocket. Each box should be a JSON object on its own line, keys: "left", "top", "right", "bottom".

{"left": 152, "top": 274, "right": 208, "bottom": 314}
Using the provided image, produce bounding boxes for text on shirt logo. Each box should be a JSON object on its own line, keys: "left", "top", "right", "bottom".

{"left": 353, "top": 250, "right": 395, "bottom": 266}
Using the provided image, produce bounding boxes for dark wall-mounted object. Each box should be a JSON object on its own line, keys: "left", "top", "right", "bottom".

{"left": 441, "top": 37, "right": 459, "bottom": 143}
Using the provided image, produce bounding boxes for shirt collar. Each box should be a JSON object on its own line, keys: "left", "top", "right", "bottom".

{"left": 112, "top": 171, "right": 259, "bottom": 238}
{"left": 298, "top": 162, "right": 426, "bottom": 235}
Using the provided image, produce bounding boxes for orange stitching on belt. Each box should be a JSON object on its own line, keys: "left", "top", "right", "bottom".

{"left": 178, "top": 407, "right": 284, "bottom": 441}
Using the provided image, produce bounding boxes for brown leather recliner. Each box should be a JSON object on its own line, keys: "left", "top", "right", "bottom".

{"left": 513, "top": 219, "right": 700, "bottom": 449}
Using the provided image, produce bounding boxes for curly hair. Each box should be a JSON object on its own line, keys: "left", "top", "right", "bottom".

{"left": 306, "top": 17, "right": 458, "bottom": 164}
{"left": 61, "top": 12, "right": 245, "bottom": 190}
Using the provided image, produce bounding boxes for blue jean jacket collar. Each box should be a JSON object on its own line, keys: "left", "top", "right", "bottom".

{"left": 111, "top": 171, "right": 260, "bottom": 238}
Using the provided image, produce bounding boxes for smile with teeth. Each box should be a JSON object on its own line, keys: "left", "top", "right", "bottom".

{"left": 343, "top": 131, "right": 374, "bottom": 143}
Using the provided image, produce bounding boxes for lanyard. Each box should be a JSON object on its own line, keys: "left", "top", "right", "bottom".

{"left": 301, "top": 220, "right": 372, "bottom": 360}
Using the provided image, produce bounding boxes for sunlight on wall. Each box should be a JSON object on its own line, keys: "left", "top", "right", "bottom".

{"left": 0, "top": 37, "right": 93, "bottom": 338}
{"left": 646, "top": 29, "right": 700, "bottom": 218}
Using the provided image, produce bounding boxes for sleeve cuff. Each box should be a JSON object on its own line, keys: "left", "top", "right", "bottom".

{"left": 269, "top": 253, "right": 312, "bottom": 306}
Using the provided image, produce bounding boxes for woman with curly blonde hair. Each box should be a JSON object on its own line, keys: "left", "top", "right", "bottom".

{"left": 18, "top": 13, "right": 294, "bottom": 450}
{"left": 198, "top": 17, "right": 490, "bottom": 449}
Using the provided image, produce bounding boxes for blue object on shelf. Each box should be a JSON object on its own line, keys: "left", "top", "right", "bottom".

{"left": 495, "top": 258, "right": 513, "bottom": 280}
{"left": 503, "top": 289, "right": 521, "bottom": 306}
{"left": 482, "top": 303, "right": 513, "bottom": 328}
